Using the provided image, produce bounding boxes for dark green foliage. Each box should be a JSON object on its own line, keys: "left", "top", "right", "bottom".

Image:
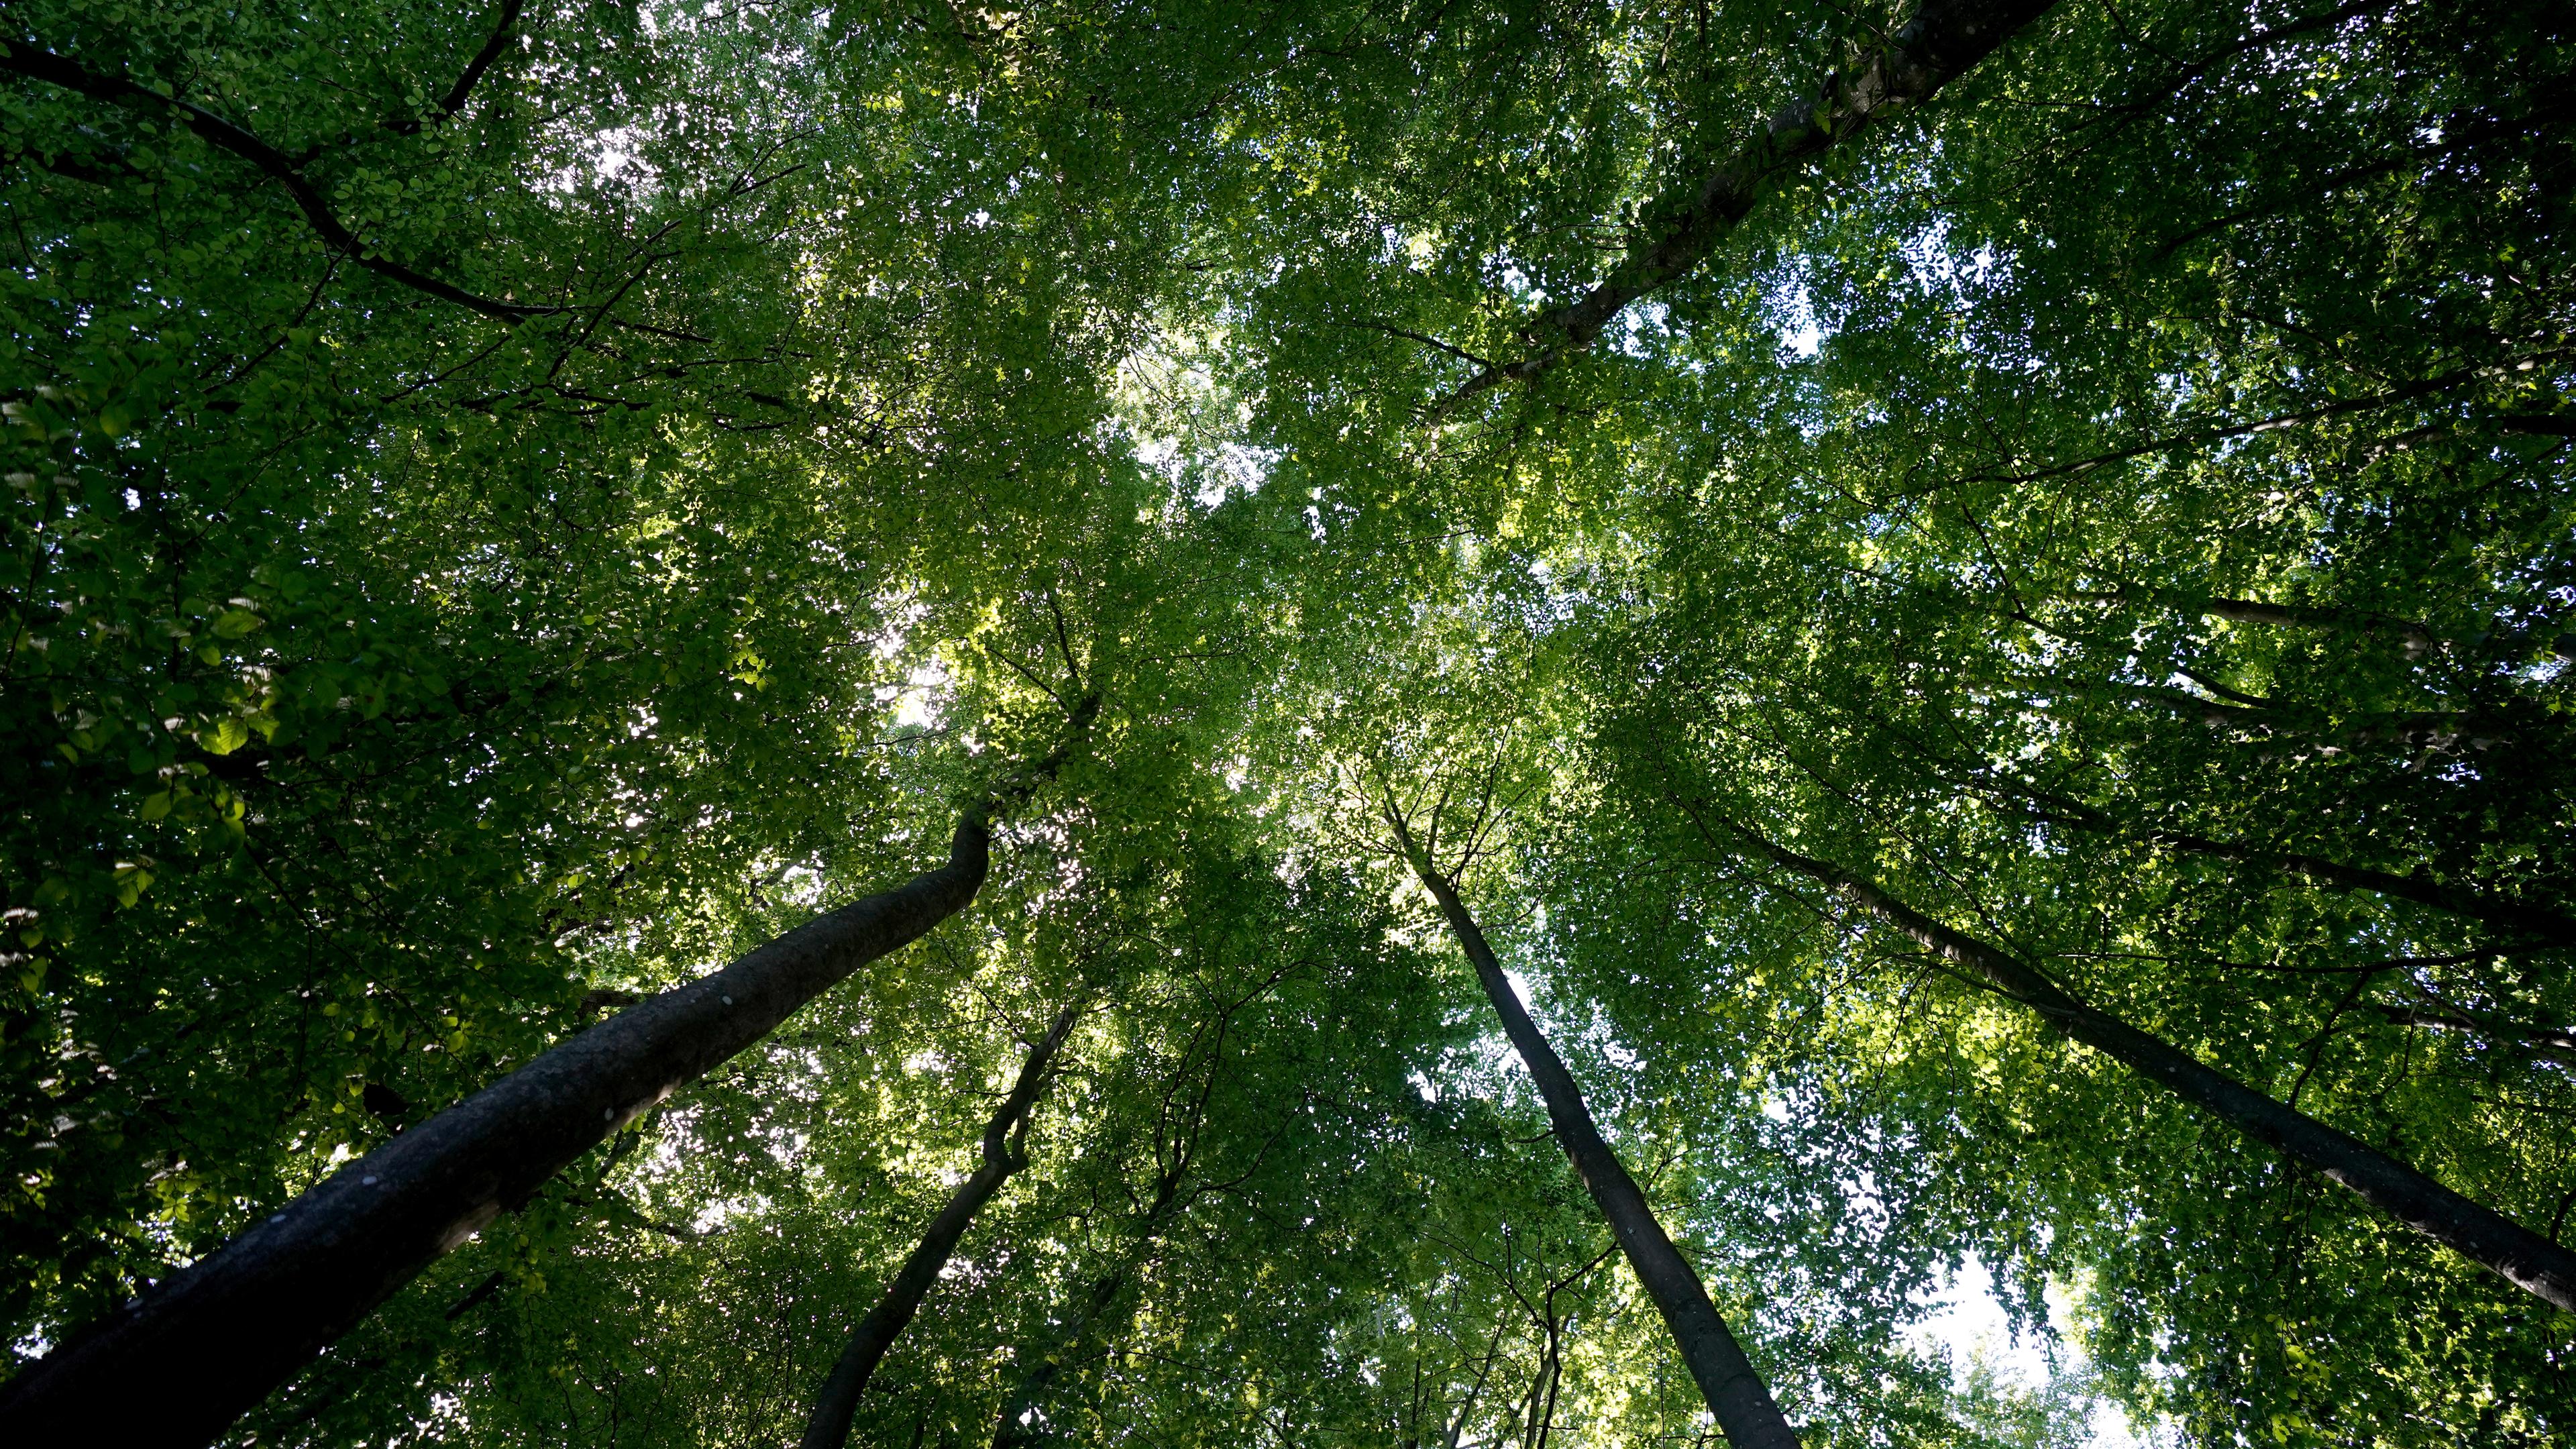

{"left": 5, "top": 0, "right": 2570, "bottom": 1445}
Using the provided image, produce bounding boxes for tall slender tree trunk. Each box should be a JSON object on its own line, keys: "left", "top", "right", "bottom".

{"left": 988, "top": 951, "right": 1261, "bottom": 1448}
{"left": 1441, "top": 0, "right": 2058, "bottom": 405}
{"left": 1386, "top": 812, "right": 1802, "bottom": 1449}
{"left": 1727, "top": 820, "right": 2576, "bottom": 1312}
{"left": 801, "top": 1005, "right": 1081, "bottom": 1449}
{"left": 0, "top": 802, "right": 1036, "bottom": 1448}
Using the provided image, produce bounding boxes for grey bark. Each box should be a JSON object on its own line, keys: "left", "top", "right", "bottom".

{"left": 800, "top": 1006, "right": 1080, "bottom": 1449}
{"left": 1736, "top": 825, "right": 2576, "bottom": 1312}
{"left": 0, "top": 698, "right": 1093, "bottom": 1447}
{"left": 2368, "top": 1002, "right": 2576, "bottom": 1059}
{"left": 986, "top": 944, "right": 1258, "bottom": 1448}
{"left": 2174, "top": 592, "right": 2574, "bottom": 665}
{"left": 1387, "top": 814, "right": 1801, "bottom": 1449}
{"left": 2, "top": 692, "right": 1097, "bottom": 1446}
{"left": 1444, "top": 0, "right": 2059, "bottom": 405}
{"left": 1441, "top": 1321, "right": 1508, "bottom": 1449}
{"left": 0, "top": 815, "right": 998, "bottom": 1448}
{"left": 2157, "top": 833, "right": 2576, "bottom": 947}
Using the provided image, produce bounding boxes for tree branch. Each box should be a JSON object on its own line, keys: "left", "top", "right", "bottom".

{"left": 1434, "top": 0, "right": 2059, "bottom": 411}
{"left": 1934, "top": 356, "right": 2561, "bottom": 492}
{"left": 433, "top": 1, "right": 525, "bottom": 124}
{"left": 0, "top": 40, "right": 553, "bottom": 321}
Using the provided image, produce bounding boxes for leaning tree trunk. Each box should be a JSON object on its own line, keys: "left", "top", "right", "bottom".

{"left": 2145, "top": 828, "right": 2576, "bottom": 947}
{"left": 1733, "top": 824, "right": 2576, "bottom": 1312}
{"left": 800, "top": 1004, "right": 1079, "bottom": 1449}
{"left": 1387, "top": 816, "right": 1802, "bottom": 1449}
{"left": 2004, "top": 784, "right": 2576, "bottom": 947}
{"left": 1441, "top": 0, "right": 2058, "bottom": 405}
{"left": 0, "top": 812, "right": 1000, "bottom": 1448}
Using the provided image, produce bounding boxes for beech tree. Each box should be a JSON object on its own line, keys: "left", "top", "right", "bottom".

{"left": 1383, "top": 780, "right": 1801, "bottom": 1449}
{"left": 5, "top": 0, "right": 2571, "bottom": 1446}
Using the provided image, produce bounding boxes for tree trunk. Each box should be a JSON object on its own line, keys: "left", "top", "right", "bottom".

{"left": 1444, "top": 0, "right": 2058, "bottom": 404}
{"left": 0, "top": 814, "right": 996, "bottom": 1448}
{"left": 989, "top": 1267, "right": 1125, "bottom": 1449}
{"left": 2074, "top": 585, "right": 2573, "bottom": 665}
{"left": 1443, "top": 1321, "right": 1507, "bottom": 1449}
{"left": 2367, "top": 1002, "right": 2575, "bottom": 1059}
{"left": 1734, "top": 824, "right": 2576, "bottom": 1312}
{"left": 2000, "top": 676, "right": 2518, "bottom": 757}
{"left": 800, "top": 1005, "right": 1080, "bottom": 1449}
{"left": 1386, "top": 814, "right": 1801, "bottom": 1449}
{"left": 2000, "top": 783, "right": 2576, "bottom": 947}
{"left": 2147, "top": 831, "right": 2575, "bottom": 947}
{"left": 2066, "top": 588, "right": 2441, "bottom": 659}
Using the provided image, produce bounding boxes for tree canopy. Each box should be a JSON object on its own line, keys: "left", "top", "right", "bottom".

{"left": 3, "top": 0, "right": 2571, "bottom": 1445}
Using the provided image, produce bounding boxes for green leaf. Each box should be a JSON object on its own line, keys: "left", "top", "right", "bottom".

{"left": 201, "top": 717, "right": 250, "bottom": 756}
